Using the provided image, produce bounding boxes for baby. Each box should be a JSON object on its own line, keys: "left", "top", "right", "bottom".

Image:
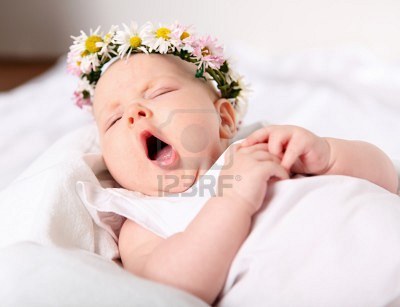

{"left": 69, "top": 22, "right": 399, "bottom": 305}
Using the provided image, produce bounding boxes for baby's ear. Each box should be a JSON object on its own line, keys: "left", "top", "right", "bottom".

{"left": 215, "top": 98, "right": 236, "bottom": 139}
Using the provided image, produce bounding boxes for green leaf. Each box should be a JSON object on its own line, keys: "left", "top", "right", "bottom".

{"left": 195, "top": 65, "right": 204, "bottom": 78}
{"left": 218, "top": 83, "right": 229, "bottom": 91}
{"left": 82, "top": 90, "right": 90, "bottom": 99}
{"left": 220, "top": 61, "right": 229, "bottom": 73}
{"left": 229, "top": 88, "right": 241, "bottom": 98}
{"left": 85, "top": 70, "right": 102, "bottom": 84}
{"left": 179, "top": 49, "right": 189, "bottom": 60}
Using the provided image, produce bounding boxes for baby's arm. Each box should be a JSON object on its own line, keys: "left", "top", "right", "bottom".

{"left": 119, "top": 197, "right": 251, "bottom": 305}
{"left": 241, "top": 125, "right": 398, "bottom": 193}
{"left": 322, "top": 137, "right": 398, "bottom": 193}
{"left": 119, "top": 144, "right": 288, "bottom": 305}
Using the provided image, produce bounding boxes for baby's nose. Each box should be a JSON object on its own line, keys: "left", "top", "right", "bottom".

{"left": 127, "top": 104, "right": 152, "bottom": 125}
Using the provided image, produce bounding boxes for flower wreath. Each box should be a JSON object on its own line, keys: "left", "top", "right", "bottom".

{"left": 67, "top": 21, "right": 249, "bottom": 123}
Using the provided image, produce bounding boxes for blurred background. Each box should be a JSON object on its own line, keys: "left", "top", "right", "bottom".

{"left": 0, "top": 0, "right": 399, "bottom": 90}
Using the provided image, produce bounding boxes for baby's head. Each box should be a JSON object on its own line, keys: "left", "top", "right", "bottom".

{"left": 94, "top": 53, "right": 237, "bottom": 195}
{"left": 68, "top": 21, "right": 248, "bottom": 195}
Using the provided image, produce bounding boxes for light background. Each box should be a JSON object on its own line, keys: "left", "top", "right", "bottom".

{"left": 0, "top": 0, "right": 399, "bottom": 61}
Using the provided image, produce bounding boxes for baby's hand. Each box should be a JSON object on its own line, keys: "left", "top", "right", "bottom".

{"left": 219, "top": 143, "right": 289, "bottom": 216}
{"left": 241, "top": 125, "right": 331, "bottom": 176}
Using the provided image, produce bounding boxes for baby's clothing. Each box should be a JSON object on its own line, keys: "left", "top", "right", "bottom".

{"left": 77, "top": 139, "right": 240, "bottom": 240}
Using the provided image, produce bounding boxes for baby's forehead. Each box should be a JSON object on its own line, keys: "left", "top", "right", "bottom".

{"left": 106, "top": 54, "right": 196, "bottom": 82}
{"left": 93, "top": 55, "right": 198, "bottom": 115}
{"left": 95, "top": 56, "right": 194, "bottom": 103}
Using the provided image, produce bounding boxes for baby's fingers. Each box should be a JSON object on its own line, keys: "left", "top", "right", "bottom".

{"left": 241, "top": 128, "right": 271, "bottom": 147}
{"left": 260, "top": 161, "right": 290, "bottom": 181}
{"left": 238, "top": 143, "right": 269, "bottom": 154}
{"left": 281, "top": 141, "right": 304, "bottom": 171}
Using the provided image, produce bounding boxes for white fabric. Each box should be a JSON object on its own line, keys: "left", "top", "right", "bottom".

{"left": 0, "top": 242, "right": 208, "bottom": 307}
{"left": 0, "top": 124, "right": 211, "bottom": 305}
{"left": 218, "top": 176, "right": 400, "bottom": 307}
{"left": 0, "top": 125, "right": 121, "bottom": 260}
{"left": 76, "top": 140, "right": 235, "bottom": 239}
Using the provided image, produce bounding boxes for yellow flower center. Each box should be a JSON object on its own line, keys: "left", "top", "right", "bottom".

{"left": 104, "top": 33, "right": 112, "bottom": 41}
{"left": 201, "top": 47, "right": 210, "bottom": 56}
{"left": 180, "top": 31, "right": 190, "bottom": 40}
{"left": 85, "top": 35, "right": 102, "bottom": 53}
{"left": 129, "top": 36, "right": 142, "bottom": 48}
{"left": 156, "top": 27, "right": 171, "bottom": 40}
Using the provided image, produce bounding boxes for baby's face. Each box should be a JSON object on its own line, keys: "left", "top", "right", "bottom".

{"left": 94, "top": 54, "right": 235, "bottom": 195}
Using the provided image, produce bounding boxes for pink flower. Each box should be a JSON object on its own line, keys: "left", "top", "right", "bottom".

{"left": 79, "top": 54, "right": 101, "bottom": 74}
{"left": 169, "top": 22, "right": 195, "bottom": 51}
{"left": 66, "top": 50, "right": 82, "bottom": 76}
{"left": 73, "top": 77, "right": 94, "bottom": 108}
{"left": 192, "top": 35, "right": 225, "bottom": 70}
{"left": 73, "top": 91, "right": 92, "bottom": 109}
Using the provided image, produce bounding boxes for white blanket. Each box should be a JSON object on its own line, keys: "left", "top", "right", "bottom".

{"left": 0, "top": 242, "right": 207, "bottom": 307}
{"left": 0, "top": 125, "right": 119, "bottom": 258}
{"left": 218, "top": 175, "right": 400, "bottom": 307}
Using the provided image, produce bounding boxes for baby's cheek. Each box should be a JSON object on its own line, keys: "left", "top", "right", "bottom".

{"left": 102, "top": 146, "right": 126, "bottom": 178}
{"left": 180, "top": 123, "right": 210, "bottom": 154}
{"left": 106, "top": 159, "right": 135, "bottom": 190}
{"left": 104, "top": 145, "right": 146, "bottom": 188}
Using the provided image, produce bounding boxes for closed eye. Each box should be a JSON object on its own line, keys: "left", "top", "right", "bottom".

{"left": 152, "top": 88, "right": 176, "bottom": 98}
{"left": 107, "top": 116, "right": 122, "bottom": 130}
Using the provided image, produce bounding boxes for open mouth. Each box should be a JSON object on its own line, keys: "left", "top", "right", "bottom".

{"left": 144, "top": 132, "right": 177, "bottom": 167}
{"left": 146, "top": 134, "right": 169, "bottom": 160}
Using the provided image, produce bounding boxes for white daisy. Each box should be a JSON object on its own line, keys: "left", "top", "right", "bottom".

{"left": 141, "top": 22, "right": 174, "bottom": 54}
{"left": 67, "top": 20, "right": 247, "bottom": 113}
{"left": 77, "top": 77, "right": 94, "bottom": 95}
{"left": 80, "top": 53, "right": 101, "bottom": 73}
{"left": 70, "top": 26, "right": 103, "bottom": 56}
{"left": 96, "top": 25, "right": 119, "bottom": 61}
{"left": 113, "top": 22, "right": 148, "bottom": 58}
{"left": 230, "top": 71, "right": 251, "bottom": 124}
{"left": 169, "top": 22, "right": 196, "bottom": 52}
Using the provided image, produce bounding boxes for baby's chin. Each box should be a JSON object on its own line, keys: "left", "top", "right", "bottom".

{"left": 115, "top": 169, "right": 199, "bottom": 197}
{"left": 148, "top": 170, "right": 200, "bottom": 196}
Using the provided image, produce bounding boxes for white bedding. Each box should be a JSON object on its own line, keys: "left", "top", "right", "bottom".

{"left": 1, "top": 47, "right": 400, "bottom": 306}
{"left": 218, "top": 175, "right": 400, "bottom": 306}
{"left": 0, "top": 242, "right": 207, "bottom": 307}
